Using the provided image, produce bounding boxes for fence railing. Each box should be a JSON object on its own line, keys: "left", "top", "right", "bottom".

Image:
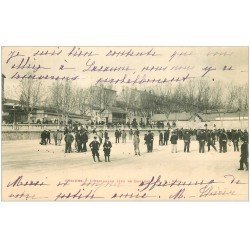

{"left": 1, "top": 123, "right": 168, "bottom": 132}
{"left": 2, "top": 120, "right": 248, "bottom": 132}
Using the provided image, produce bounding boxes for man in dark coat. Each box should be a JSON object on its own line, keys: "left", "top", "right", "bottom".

{"left": 104, "top": 130, "right": 109, "bottom": 140}
{"left": 170, "top": 131, "right": 178, "bottom": 153}
{"left": 232, "top": 129, "right": 240, "bottom": 152}
{"left": 82, "top": 130, "right": 88, "bottom": 152}
{"left": 242, "top": 130, "right": 249, "bottom": 142}
{"left": 146, "top": 130, "right": 154, "bottom": 152}
{"left": 197, "top": 130, "right": 206, "bottom": 153}
{"left": 64, "top": 130, "right": 74, "bottom": 153}
{"left": 219, "top": 129, "right": 228, "bottom": 153}
{"left": 159, "top": 131, "right": 163, "bottom": 146}
{"left": 103, "top": 137, "right": 112, "bottom": 162}
{"left": 115, "top": 129, "right": 120, "bottom": 143}
{"left": 163, "top": 129, "right": 170, "bottom": 145}
{"left": 40, "top": 130, "right": 47, "bottom": 145}
{"left": 239, "top": 140, "right": 248, "bottom": 171}
{"left": 75, "top": 131, "right": 83, "bottom": 152}
{"left": 183, "top": 131, "right": 191, "bottom": 153}
{"left": 89, "top": 136, "right": 101, "bottom": 162}
{"left": 207, "top": 130, "right": 217, "bottom": 152}
{"left": 46, "top": 130, "right": 51, "bottom": 144}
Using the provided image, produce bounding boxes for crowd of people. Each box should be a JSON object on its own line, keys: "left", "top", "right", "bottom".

{"left": 39, "top": 126, "right": 249, "bottom": 170}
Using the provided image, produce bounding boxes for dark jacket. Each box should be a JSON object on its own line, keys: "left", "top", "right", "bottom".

{"left": 219, "top": 132, "right": 228, "bottom": 142}
{"left": 64, "top": 133, "right": 74, "bottom": 143}
{"left": 164, "top": 131, "right": 170, "bottom": 140}
{"left": 103, "top": 141, "right": 112, "bottom": 151}
{"left": 104, "top": 131, "right": 109, "bottom": 139}
{"left": 198, "top": 132, "right": 206, "bottom": 141}
{"left": 82, "top": 132, "right": 88, "bottom": 142}
{"left": 89, "top": 140, "right": 100, "bottom": 151}
{"left": 146, "top": 133, "right": 154, "bottom": 143}
{"left": 232, "top": 131, "right": 239, "bottom": 141}
{"left": 170, "top": 134, "right": 178, "bottom": 144}
{"left": 183, "top": 133, "right": 190, "bottom": 142}
{"left": 159, "top": 132, "right": 163, "bottom": 140}
{"left": 241, "top": 142, "right": 248, "bottom": 159}
{"left": 115, "top": 130, "right": 120, "bottom": 138}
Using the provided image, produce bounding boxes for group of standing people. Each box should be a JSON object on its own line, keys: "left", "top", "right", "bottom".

{"left": 40, "top": 130, "right": 52, "bottom": 145}
{"left": 114, "top": 129, "right": 127, "bottom": 143}
{"left": 40, "top": 126, "right": 248, "bottom": 170}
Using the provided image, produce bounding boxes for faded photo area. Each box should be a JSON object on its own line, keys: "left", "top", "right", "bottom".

{"left": 1, "top": 46, "right": 249, "bottom": 201}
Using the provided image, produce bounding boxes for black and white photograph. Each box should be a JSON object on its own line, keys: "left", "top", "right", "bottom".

{"left": 1, "top": 46, "right": 248, "bottom": 201}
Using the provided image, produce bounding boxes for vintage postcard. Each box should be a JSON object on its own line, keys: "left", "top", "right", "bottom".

{"left": 1, "top": 46, "right": 249, "bottom": 201}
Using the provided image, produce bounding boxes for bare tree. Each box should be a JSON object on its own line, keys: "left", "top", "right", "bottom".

{"left": 19, "top": 75, "right": 44, "bottom": 123}
{"left": 49, "top": 80, "right": 77, "bottom": 124}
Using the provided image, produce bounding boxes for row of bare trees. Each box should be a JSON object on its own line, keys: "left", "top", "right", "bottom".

{"left": 119, "top": 79, "right": 248, "bottom": 116}
{"left": 18, "top": 76, "right": 248, "bottom": 123}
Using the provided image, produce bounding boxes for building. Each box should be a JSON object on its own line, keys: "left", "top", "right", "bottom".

{"left": 100, "top": 107, "right": 127, "bottom": 124}
{"left": 196, "top": 111, "right": 248, "bottom": 129}
{"left": 29, "top": 107, "right": 91, "bottom": 124}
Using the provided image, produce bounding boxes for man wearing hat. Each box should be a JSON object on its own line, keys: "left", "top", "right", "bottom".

{"left": 103, "top": 137, "right": 112, "bottom": 162}
{"left": 89, "top": 136, "right": 101, "bottom": 162}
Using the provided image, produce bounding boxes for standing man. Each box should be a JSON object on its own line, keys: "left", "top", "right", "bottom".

{"left": 163, "top": 129, "right": 169, "bottom": 145}
{"left": 220, "top": 129, "right": 228, "bottom": 153}
{"left": 146, "top": 130, "right": 154, "bottom": 152}
{"left": 133, "top": 133, "right": 140, "bottom": 156}
{"left": 159, "top": 131, "right": 163, "bottom": 146}
{"left": 64, "top": 130, "right": 74, "bottom": 153}
{"left": 104, "top": 130, "right": 109, "bottom": 140}
{"left": 170, "top": 131, "right": 178, "bottom": 153}
{"left": 82, "top": 129, "right": 88, "bottom": 152}
{"left": 103, "top": 137, "right": 112, "bottom": 162}
{"left": 207, "top": 130, "right": 217, "bottom": 152}
{"left": 122, "top": 130, "right": 127, "bottom": 143}
{"left": 40, "top": 130, "right": 47, "bottom": 145}
{"left": 46, "top": 130, "right": 51, "bottom": 144}
{"left": 115, "top": 129, "right": 120, "bottom": 143}
{"left": 238, "top": 139, "right": 248, "bottom": 171}
{"left": 183, "top": 130, "right": 191, "bottom": 153}
{"left": 198, "top": 130, "right": 206, "bottom": 153}
{"left": 232, "top": 129, "right": 239, "bottom": 152}
{"left": 89, "top": 136, "right": 101, "bottom": 162}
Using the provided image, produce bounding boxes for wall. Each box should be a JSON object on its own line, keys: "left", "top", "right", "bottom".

{"left": 2, "top": 131, "right": 43, "bottom": 141}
